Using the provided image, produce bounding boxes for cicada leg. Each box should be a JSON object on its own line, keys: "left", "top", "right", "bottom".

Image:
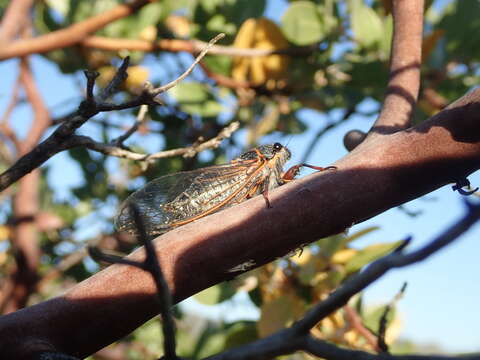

{"left": 247, "top": 175, "right": 272, "bottom": 208}
{"left": 282, "top": 164, "right": 336, "bottom": 182}
{"left": 261, "top": 179, "right": 272, "bottom": 208}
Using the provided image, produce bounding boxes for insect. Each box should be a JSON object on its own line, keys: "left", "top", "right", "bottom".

{"left": 115, "top": 143, "right": 334, "bottom": 238}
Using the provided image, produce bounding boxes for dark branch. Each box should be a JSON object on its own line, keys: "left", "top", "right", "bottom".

{"left": 89, "top": 204, "right": 178, "bottom": 360}
{"left": 293, "top": 201, "right": 480, "bottom": 333}
{"left": 99, "top": 56, "right": 130, "bottom": 101}
{"left": 378, "top": 282, "right": 407, "bottom": 353}
{"left": 0, "top": 34, "right": 224, "bottom": 192}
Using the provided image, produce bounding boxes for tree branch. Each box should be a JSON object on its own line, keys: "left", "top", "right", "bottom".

{"left": 1, "top": 86, "right": 479, "bottom": 358}
{"left": 80, "top": 35, "right": 316, "bottom": 58}
{"left": 89, "top": 204, "right": 178, "bottom": 360}
{"left": 0, "top": 0, "right": 33, "bottom": 44}
{"left": 204, "top": 202, "right": 480, "bottom": 360}
{"left": 63, "top": 121, "right": 239, "bottom": 162}
{"left": 371, "top": 0, "right": 423, "bottom": 134}
{"left": 0, "top": 0, "right": 151, "bottom": 61}
{"left": 0, "top": 34, "right": 224, "bottom": 192}
{"left": 344, "top": 0, "right": 424, "bottom": 150}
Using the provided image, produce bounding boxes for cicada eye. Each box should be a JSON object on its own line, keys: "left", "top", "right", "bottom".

{"left": 273, "top": 143, "right": 283, "bottom": 152}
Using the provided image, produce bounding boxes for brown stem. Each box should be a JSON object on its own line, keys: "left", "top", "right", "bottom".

{"left": 80, "top": 35, "right": 314, "bottom": 57}
{"left": 2, "top": 170, "right": 40, "bottom": 313}
{"left": 18, "top": 57, "right": 50, "bottom": 153}
{"left": 0, "top": 0, "right": 33, "bottom": 44}
{"left": 1, "top": 57, "right": 50, "bottom": 313}
{"left": 343, "top": 305, "right": 380, "bottom": 352}
{"left": 0, "top": 0, "right": 151, "bottom": 61}
{"left": 370, "top": 0, "right": 424, "bottom": 135}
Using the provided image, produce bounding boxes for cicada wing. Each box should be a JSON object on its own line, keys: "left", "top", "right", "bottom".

{"left": 115, "top": 160, "right": 261, "bottom": 237}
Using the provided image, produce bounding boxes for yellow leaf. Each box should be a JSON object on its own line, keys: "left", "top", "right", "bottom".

{"left": 0, "top": 252, "right": 7, "bottom": 266}
{"left": 258, "top": 295, "right": 304, "bottom": 337}
{"left": 125, "top": 66, "right": 149, "bottom": 91}
{"left": 97, "top": 66, "right": 149, "bottom": 93}
{"left": 139, "top": 25, "right": 157, "bottom": 42}
{"left": 164, "top": 15, "right": 191, "bottom": 38}
{"left": 97, "top": 66, "right": 117, "bottom": 88}
{"left": 231, "top": 17, "right": 290, "bottom": 86}
{"left": 290, "top": 247, "right": 312, "bottom": 266}
{"left": 0, "top": 225, "right": 9, "bottom": 240}
{"left": 331, "top": 248, "right": 357, "bottom": 264}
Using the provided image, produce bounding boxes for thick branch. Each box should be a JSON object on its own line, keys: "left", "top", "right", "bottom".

{"left": 370, "top": 0, "right": 423, "bottom": 134}
{"left": 1, "top": 88, "right": 479, "bottom": 359}
{"left": 345, "top": 0, "right": 424, "bottom": 151}
{"left": 0, "top": 0, "right": 151, "bottom": 61}
{"left": 204, "top": 201, "right": 480, "bottom": 360}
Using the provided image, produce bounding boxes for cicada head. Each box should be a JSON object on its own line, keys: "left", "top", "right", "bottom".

{"left": 239, "top": 143, "right": 291, "bottom": 185}
{"left": 240, "top": 142, "right": 291, "bottom": 162}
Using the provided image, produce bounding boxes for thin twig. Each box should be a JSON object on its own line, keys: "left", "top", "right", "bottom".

{"left": 0, "top": 34, "right": 225, "bottom": 192}
{"left": 343, "top": 305, "right": 380, "bottom": 352}
{"left": 99, "top": 57, "right": 130, "bottom": 102}
{"left": 112, "top": 104, "right": 149, "bottom": 146}
{"left": 151, "top": 33, "right": 225, "bottom": 96}
{"left": 293, "top": 201, "right": 480, "bottom": 334}
{"left": 62, "top": 121, "right": 239, "bottom": 162}
{"left": 378, "top": 282, "right": 407, "bottom": 353}
{"left": 84, "top": 70, "right": 99, "bottom": 102}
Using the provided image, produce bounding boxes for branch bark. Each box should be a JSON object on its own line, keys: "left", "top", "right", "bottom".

{"left": 0, "top": 0, "right": 151, "bottom": 61}
{"left": 370, "top": 0, "right": 424, "bottom": 135}
{"left": 1, "top": 57, "right": 50, "bottom": 313}
{"left": 1, "top": 87, "right": 479, "bottom": 358}
{"left": 0, "top": 0, "right": 33, "bottom": 44}
{"left": 344, "top": 0, "right": 424, "bottom": 151}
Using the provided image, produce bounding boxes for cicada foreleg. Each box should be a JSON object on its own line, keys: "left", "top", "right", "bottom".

{"left": 282, "top": 164, "right": 336, "bottom": 182}
{"left": 261, "top": 176, "right": 272, "bottom": 208}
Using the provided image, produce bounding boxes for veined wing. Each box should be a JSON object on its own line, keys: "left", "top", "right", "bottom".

{"left": 115, "top": 159, "right": 266, "bottom": 237}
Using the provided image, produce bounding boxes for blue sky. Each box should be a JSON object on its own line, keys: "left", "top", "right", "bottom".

{"left": 1, "top": 0, "right": 479, "bottom": 353}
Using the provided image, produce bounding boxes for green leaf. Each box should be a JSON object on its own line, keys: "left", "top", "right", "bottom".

{"left": 317, "top": 234, "right": 345, "bottom": 257}
{"left": 203, "top": 55, "right": 232, "bottom": 76}
{"left": 224, "top": 321, "right": 258, "bottom": 349}
{"left": 170, "top": 82, "right": 223, "bottom": 117}
{"left": 349, "top": 0, "right": 383, "bottom": 48}
{"left": 345, "top": 240, "right": 403, "bottom": 273}
{"left": 379, "top": 14, "right": 393, "bottom": 59}
{"left": 35, "top": 2, "right": 62, "bottom": 34}
{"left": 194, "top": 283, "right": 236, "bottom": 305}
{"left": 282, "top": 1, "right": 325, "bottom": 45}
{"left": 136, "top": 1, "right": 168, "bottom": 30}
{"left": 170, "top": 82, "right": 209, "bottom": 103}
{"left": 363, "top": 305, "right": 396, "bottom": 333}
{"left": 438, "top": 1, "right": 480, "bottom": 60}
{"left": 343, "top": 226, "right": 380, "bottom": 244}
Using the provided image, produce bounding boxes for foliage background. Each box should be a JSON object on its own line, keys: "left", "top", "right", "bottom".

{"left": 0, "top": 0, "right": 479, "bottom": 358}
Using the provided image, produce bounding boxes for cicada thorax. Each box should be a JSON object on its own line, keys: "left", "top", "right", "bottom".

{"left": 115, "top": 143, "right": 292, "bottom": 238}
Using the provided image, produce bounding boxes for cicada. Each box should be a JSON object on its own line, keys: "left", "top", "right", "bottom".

{"left": 115, "top": 143, "right": 333, "bottom": 238}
